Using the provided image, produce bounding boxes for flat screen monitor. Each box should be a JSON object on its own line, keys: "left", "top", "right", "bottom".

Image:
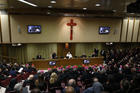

{"left": 99, "top": 26, "right": 110, "bottom": 34}
{"left": 28, "top": 25, "right": 41, "bottom": 34}
{"left": 83, "top": 59, "right": 90, "bottom": 64}
{"left": 49, "top": 61, "right": 56, "bottom": 66}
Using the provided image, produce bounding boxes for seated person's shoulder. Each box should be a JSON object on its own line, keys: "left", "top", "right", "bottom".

{"left": 83, "top": 87, "right": 93, "bottom": 93}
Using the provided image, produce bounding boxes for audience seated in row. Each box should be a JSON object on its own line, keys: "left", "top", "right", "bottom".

{"left": 0, "top": 47, "right": 140, "bottom": 93}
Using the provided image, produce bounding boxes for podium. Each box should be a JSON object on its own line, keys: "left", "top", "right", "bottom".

{"left": 31, "top": 57, "right": 103, "bottom": 70}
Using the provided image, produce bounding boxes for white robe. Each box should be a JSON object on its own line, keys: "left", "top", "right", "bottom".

{"left": 66, "top": 53, "right": 73, "bottom": 59}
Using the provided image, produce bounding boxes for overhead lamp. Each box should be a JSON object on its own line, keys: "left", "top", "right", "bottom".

{"left": 18, "top": 0, "right": 37, "bottom": 7}
{"left": 17, "top": 43, "right": 22, "bottom": 46}
{"left": 12, "top": 43, "right": 22, "bottom": 46}
{"left": 130, "top": 13, "right": 135, "bottom": 14}
{"left": 95, "top": 3, "right": 101, "bottom": 7}
{"left": 50, "top": 0, "right": 56, "bottom": 4}
{"left": 48, "top": 5, "right": 52, "bottom": 8}
{"left": 83, "top": 8, "right": 87, "bottom": 10}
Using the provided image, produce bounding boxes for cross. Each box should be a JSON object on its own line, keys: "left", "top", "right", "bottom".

{"left": 67, "top": 19, "right": 77, "bottom": 40}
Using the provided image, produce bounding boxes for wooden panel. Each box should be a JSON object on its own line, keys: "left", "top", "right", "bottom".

{"left": 1, "top": 13, "right": 10, "bottom": 43}
{"left": 137, "top": 19, "right": 140, "bottom": 42}
{"left": 119, "top": 19, "right": 123, "bottom": 42}
{"left": 132, "top": 19, "right": 139, "bottom": 42}
{"left": 1, "top": 45, "right": 8, "bottom": 56}
{"left": 57, "top": 43, "right": 75, "bottom": 57}
{"left": 121, "top": 18, "right": 128, "bottom": 42}
{"left": 32, "top": 57, "right": 103, "bottom": 70}
{"left": 57, "top": 43, "right": 64, "bottom": 57}
{"left": 0, "top": 15, "right": 2, "bottom": 43}
{"left": 8, "top": 15, "right": 12, "bottom": 43}
{"left": 127, "top": 18, "right": 133, "bottom": 42}
{"left": 131, "top": 18, "right": 135, "bottom": 42}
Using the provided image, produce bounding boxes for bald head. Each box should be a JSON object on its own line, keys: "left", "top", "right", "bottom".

{"left": 93, "top": 77, "right": 99, "bottom": 82}
{"left": 68, "top": 79, "right": 76, "bottom": 87}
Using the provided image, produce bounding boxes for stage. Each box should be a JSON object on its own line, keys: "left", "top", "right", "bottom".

{"left": 31, "top": 57, "right": 104, "bottom": 70}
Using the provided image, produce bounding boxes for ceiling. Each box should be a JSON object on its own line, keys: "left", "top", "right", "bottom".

{"left": 0, "top": 0, "right": 138, "bottom": 17}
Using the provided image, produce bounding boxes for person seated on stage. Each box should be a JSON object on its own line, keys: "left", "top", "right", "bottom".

{"left": 66, "top": 52, "right": 73, "bottom": 59}
{"left": 94, "top": 48, "right": 99, "bottom": 57}
{"left": 52, "top": 52, "right": 57, "bottom": 59}
{"left": 81, "top": 53, "right": 87, "bottom": 58}
{"left": 36, "top": 54, "right": 42, "bottom": 59}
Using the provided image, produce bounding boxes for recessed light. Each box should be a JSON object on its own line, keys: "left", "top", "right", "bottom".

{"left": 17, "top": 43, "right": 22, "bottom": 46}
{"left": 18, "top": 0, "right": 37, "bottom": 7}
{"left": 83, "top": 8, "right": 87, "bottom": 10}
{"left": 48, "top": 5, "right": 52, "bottom": 8}
{"left": 95, "top": 3, "right": 101, "bottom": 7}
{"left": 50, "top": 0, "right": 56, "bottom": 4}
{"left": 110, "top": 42, "right": 113, "bottom": 45}
{"left": 130, "top": 13, "right": 135, "bottom": 14}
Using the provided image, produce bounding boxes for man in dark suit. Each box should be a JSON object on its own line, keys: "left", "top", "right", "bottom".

{"left": 94, "top": 48, "right": 99, "bottom": 57}
{"left": 52, "top": 52, "right": 57, "bottom": 59}
{"left": 36, "top": 54, "right": 42, "bottom": 59}
{"left": 83, "top": 78, "right": 104, "bottom": 93}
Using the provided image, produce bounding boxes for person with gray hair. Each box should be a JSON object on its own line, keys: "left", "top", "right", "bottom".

{"left": 68, "top": 79, "right": 76, "bottom": 87}
{"left": 64, "top": 79, "right": 80, "bottom": 93}
{"left": 83, "top": 77, "right": 104, "bottom": 93}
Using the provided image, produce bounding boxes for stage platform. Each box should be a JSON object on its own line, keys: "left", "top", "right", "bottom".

{"left": 31, "top": 57, "right": 104, "bottom": 70}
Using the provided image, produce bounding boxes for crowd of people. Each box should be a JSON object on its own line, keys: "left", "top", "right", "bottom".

{"left": 0, "top": 48, "right": 140, "bottom": 93}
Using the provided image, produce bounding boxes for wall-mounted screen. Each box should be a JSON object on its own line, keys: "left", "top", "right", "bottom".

{"left": 83, "top": 59, "right": 90, "bottom": 64}
{"left": 28, "top": 25, "right": 41, "bottom": 34}
{"left": 49, "top": 61, "right": 56, "bottom": 66}
{"left": 99, "top": 26, "right": 110, "bottom": 34}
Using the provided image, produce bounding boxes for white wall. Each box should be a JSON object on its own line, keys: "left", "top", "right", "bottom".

{"left": 10, "top": 15, "right": 122, "bottom": 43}
{"left": 0, "top": 14, "right": 139, "bottom": 43}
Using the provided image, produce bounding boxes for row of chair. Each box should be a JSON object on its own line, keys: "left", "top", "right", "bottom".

{"left": 0, "top": 71, "right": 36, "bottom": 87}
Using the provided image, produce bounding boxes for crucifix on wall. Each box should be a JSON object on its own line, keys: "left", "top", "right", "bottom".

{"left": 67, "top": 19, "right": 77, "bottom": 40}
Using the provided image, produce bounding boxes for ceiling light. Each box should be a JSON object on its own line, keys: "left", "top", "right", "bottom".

{"left": 17, "top": 43, "right": 22, "bottom": 46}
{"left": 130, "top": 13, "right": 135, "bottom": 14}
{"left": 110, "top": 42, "right": 113, "bottom": 45}
{"left": 48, "top": 5, "right": 52, "bottom": 8}
{"left": 83, "top": 8, "right": 87, "bottom": 10}
{"left": 18, "top": 0, "right": 37, "bottom": 7}
{"left": 95, "top": 3, "right": 101, "bottom": 7}
{"left": 50, "top": 0, "right": 56, "bottom": 4}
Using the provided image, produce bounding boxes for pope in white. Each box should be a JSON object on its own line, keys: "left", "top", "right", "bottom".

{"left": 66, "top": 52, "right": 73, "bottom": 59}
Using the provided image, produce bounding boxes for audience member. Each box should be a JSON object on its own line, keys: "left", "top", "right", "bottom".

{"left": 52, "top": 52, "right": 57, "bottom": 59}
{"left": 65, "top": 86, "right": 75, "bottom": 93}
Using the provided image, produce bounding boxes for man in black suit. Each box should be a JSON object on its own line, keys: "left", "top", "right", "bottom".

{"left": 94, "top": 48, "right": 99, "bottom": 57}
{"left": 36, "top": 54, "right": 42, "bottom": 59}
{"left": 52, "top": 52, "right": 57, "bottom": 59}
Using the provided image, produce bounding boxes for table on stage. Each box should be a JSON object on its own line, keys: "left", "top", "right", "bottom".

{"left": 31, "top": 57, "right": 104, "bottom": 70}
